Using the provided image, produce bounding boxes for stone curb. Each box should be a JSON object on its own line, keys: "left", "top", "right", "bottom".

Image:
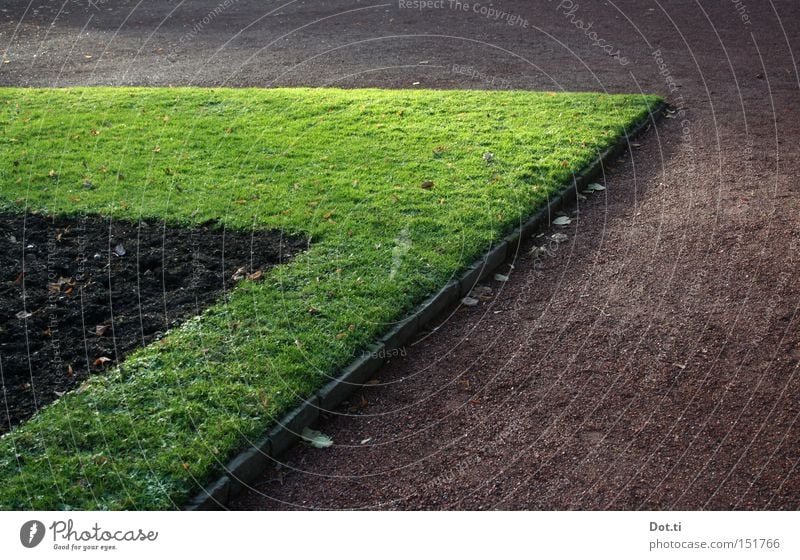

{"left": 184, "top": 102, "right": 665, "bottom": 510}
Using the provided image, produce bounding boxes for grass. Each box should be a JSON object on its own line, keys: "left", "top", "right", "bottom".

{"left": 0, "top": 87, "right": 661, "bottom": 509}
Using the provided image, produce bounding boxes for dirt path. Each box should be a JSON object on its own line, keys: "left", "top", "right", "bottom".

{"left": 2, "top": 0, "right": 798, "bottom": 510}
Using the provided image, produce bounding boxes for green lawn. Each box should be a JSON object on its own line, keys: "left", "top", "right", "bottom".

{"left": 0, "top": 87, "right": 660, "bottom": 509}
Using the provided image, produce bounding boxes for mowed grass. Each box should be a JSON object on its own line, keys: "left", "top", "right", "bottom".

{"left": 0, "top": 87, "right": 660, "bottom": 509}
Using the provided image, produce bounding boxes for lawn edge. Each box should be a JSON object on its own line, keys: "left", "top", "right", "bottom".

{"left": 184, "top": 99, "right": 667, "bottom": 511}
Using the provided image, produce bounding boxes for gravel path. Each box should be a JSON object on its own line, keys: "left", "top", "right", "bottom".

{"left": 2, "top": 0, "right": 798, "bottom": 510}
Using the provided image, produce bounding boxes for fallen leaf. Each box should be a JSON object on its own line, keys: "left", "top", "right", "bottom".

{"left": 529, "top": 246, "right": 546, "bottom": 257}
{"left": 471, "top": 285, "right": 493, "bottom": 299}
{"left": 420, "top": 180, "right": 435, "bottom": 189}
{"left": 360, "top": 438, "right": 372, "bottom": 445}
{"left": 47, "top": 276, "right": 75, "bottom": 293}
{"left": 494, "top": 273, "right": 509, "bottom": 282}
{"left": 301, "top": 427, "right": 333, "bottom": 448}
{"left": 461, "top": 296, "right": 479, "bottom": 307}
{"left": 553, "top": 216, "right": 572, "bottom": 226}
{"left": 93, "top": 356, "right": 112, "bottom": 367}
{"left": 586, "top": 182, "right": 606, "bottom": 191}
{"left": 113, "top": 243, "right": 126, "bottom": 257}
{"left": 95, "top": 324, "right": 110, "bottom": 336}
{"left": 247, "top": 270, "right": 263, "bottom": 281}
{"left": 231, "top": 266, "right": 246, "bottom": 281}
{"left": 551, "top": 233, "right": 569, "bottom": 243}
{"left": 15, "top": 310, "right": 32, "bottom": 320}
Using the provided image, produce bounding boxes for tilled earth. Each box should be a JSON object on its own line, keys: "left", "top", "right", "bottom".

{"left": 1, "top": 0, "right": 798, "bottom": 510}
{"left": 0, "top": 212, "right": 305, "bottom": 434}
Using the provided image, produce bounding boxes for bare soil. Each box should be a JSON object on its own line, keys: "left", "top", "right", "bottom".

{"left": 0, "top": 212, "right": 305, "bottom": 434}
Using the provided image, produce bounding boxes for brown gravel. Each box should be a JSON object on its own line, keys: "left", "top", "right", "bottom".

{"left": 2, "top": 0, "right": 798, "bottom": 510}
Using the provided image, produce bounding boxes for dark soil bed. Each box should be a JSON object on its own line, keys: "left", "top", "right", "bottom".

{"left": 0, "top": 212, "right": 306, "bottom": 434}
